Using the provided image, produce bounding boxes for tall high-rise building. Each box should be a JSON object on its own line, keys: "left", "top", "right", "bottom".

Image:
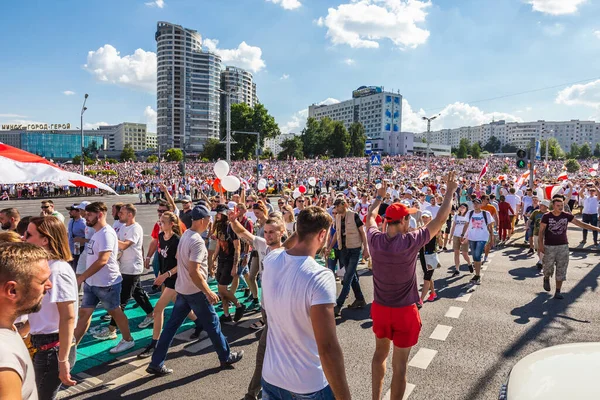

{"left": 155, "top": 21, "right": 222, "bottom": 151}
{"left": 221, "top": 66, "right": 258, "bottom": 107}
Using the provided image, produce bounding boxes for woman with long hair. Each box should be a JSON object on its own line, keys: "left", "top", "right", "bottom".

{"left": 280, "top": 204, "right": 296, "bottom": 237}
{"left": 449, "top": 203, "right": 472, "bottom": 276}
{"left": 138, "top": 212, "right": 202, "bottom": 358}
{"left": 24, "top": 216, "right": 78, "bottom": 399}
{"left": 246, "top": 201, "right": 269, "bottom": 305}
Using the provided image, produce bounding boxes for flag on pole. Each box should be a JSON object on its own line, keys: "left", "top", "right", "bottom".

{"left": 478, "top": 160, "right": 489, "bottom": 181}
{"left": 418, "top": 169, "right": 430, "bottom": 181}
{"left": 544, "top": 185, "right": 562, "bottom": 200}
{"left": 557, "top": 171, "right": 568, "bottom": 181}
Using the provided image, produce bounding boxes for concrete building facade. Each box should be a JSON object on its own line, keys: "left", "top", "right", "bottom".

{"left": 221, "top": 66, "right": 257, "bottom": 108}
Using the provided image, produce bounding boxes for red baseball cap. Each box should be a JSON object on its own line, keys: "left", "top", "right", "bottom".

{"left": 385, "top": 203, "right": 418, "bottom": 222}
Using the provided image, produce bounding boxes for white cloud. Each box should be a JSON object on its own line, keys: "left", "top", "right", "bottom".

{"left": 145, "top": 0, "right": 165, "bottom": 8}
{"left": 203, "top": 39, "right": 266, "bottom": 73}
{"left": 144, "top": 106, "right": 157, "bottom": 132}
{"left": 317, "top": 0, "right": 431, "bottom": 49}
{"left": 594, "top": 30, "right": 600, "bottom": 39}
{"left": 84, "top": 44, "right": 157, "bottom": 93}
{"left": 84, "top": 122, "right": 110, "bottom": 130}
{"left": 539, "top": 22, "right": 565, "bottom": 36}
{"left": 280, "top": 98, "right": 341, "bottom": 134}
{"left": 402, "top": 99, "right": 522, "bottom": 132}
{"left": 526, "top": 0, "right": 587, "bottom": 15}
{"left": 280, "top": 74, "right": 290, "bottom": 80}
{"left": 63, "top": 90, "right": 75, "bottom": 96}
{"left": 266, "top": 0, "right": 301, "bottom": 10}
{"left": 0, "top": 114, "right": 28, "bottom": 118}
{"left": 344, "top": 58, "right": 355, "bottom": 65}
{"left": 556, "top": 79, "right": 600, "bottom": 108}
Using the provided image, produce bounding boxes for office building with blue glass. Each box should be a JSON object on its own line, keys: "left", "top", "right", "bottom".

{"left": 0, "top": 130, "right": 106, "bottom": 160}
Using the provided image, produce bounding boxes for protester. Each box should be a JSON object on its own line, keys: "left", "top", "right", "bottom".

{"left": 0, "top": 207, "right": 20, "bottom": 231}
{"left": 449, "top": 203, "right": 472, "bottom": 276}
{"left": 418, "top": 211, "right": 439, "bottom": 305}
{"left": 529, "top": 199, "right": 549, "bottom": 270}
{"left": 261, "top": 206, "right": 351, "bottom": 399}
{"left": 40, "top": 200, "right": 65, "bottom": 222}
{"left": 24, "top": 217, "right": 78, "bottom": 399}
{"left": 0, "top": 242, "right": 52, "bottom": 400}
{"left": 66, "top": 203, "right": 86, "bottom": 271}
{"left": 461, "top": 199, "right": 494, "bottom": 285}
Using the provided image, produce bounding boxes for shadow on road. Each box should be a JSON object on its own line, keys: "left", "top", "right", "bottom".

{"left": 463, "top": 261, "right": 600, "bottom": 400}
{"left": 508, "top": 265, "right": 541, "bottom": 281}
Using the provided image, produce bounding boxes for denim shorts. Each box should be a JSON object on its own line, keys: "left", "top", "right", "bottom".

{"left": 81, "top": 281, "right": 122, "bottom": 310}
{"left": 469, "top": 241, "right": 486, "bottom": 262}
{"left": 262, "top": 379, "right": 334, "bottom": 400}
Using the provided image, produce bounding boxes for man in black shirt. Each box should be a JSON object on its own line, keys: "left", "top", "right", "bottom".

{"left": 179, "top": 195, "right": 193, "bottom": 229}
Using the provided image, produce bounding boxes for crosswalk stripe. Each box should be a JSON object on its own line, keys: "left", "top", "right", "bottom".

{"left": 445, "top": 306, "right": 463, "bottom": 318}
{"left": 429, "top": 324, "right": 452, "bottom": 341}
{"left": 383, "top": 383, "right": 415, "bottom": 399}
{"left": 456, "top": 292, "right": 472, "bottom": 302}
{"left": 408, "top": 348, "right": 437, "bottom": 369}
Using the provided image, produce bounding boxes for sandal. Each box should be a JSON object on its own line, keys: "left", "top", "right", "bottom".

{"left": 250, "top": 319, "right": 265, "bottom": 330}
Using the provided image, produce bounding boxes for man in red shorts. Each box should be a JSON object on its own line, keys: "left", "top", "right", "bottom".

{"left": 366, "top": 171, "right": 457, "bottom": 400}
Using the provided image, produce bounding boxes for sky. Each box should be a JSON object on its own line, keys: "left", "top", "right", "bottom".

{"left": 1, "top": 0, "right": 600, "bottom": 136}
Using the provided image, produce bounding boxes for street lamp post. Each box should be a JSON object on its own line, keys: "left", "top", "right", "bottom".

{"left": 218, "top": 88, "right": 239, "bottom": 164}
{"left": 422, "top": 114, "right": 438, "bottom": 171}
{"left": 80, "top": 94, "right": 89, "bottom": 175}
{"left": 540, "top": 129, "right": 553, "bottom": 176}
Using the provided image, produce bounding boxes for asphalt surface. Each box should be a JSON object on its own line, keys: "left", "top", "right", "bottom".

{"left": 6, "top": 195, "right": 600, "bottom": 400}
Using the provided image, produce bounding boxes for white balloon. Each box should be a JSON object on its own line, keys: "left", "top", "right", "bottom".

{"left": 221, "top": 176, "right": 241, "bottom": 192}
{"left": 293, "top": 190, "right": 301, "bottom": 199}
{"left": 213, "top": 160, "right": 230, "bottom": 179}
{"left": 308, "top": 177, "right": 317, "bottom": 186}
{"left": 591, "top": 171, "right": 597, "bottom": 177}
{"left": 375, "top": 183, "right": 382, "bottom": 190}
{"left": 259, "top": 178, "right": 267, "bottom": 186}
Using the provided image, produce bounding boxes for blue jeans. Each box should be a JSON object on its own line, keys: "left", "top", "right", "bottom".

{"left": 469, "top": 240, "right": 486, "bottom": 262}
{"left": 262, "top": 379, "right": 334, "bottom": 400}
{"left": 150, "top": 291, "right": 230, "bottom": 368}
{"left": 336, "top": 247, "right": 364, "bottom": 307}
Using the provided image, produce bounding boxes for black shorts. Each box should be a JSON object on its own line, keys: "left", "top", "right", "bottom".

{"left": 216, "top": 258, "right": 234, "bottom": 286}
{"left": 163, "top": 275, "right": 177, "bottom": 290}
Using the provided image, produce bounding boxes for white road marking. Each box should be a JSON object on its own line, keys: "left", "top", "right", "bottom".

{"left": 482, "top": 265, "right": 488, "bottom": 271}
{"left": 429, "top": 324, "right": 452, "bottom": 341}
{"left": 101, "top": 365, "right": 148, "bottom": 389}
{"left": 445, "top": 306, "right": 463, "bottom": 319}
{"left": 184, "top": 337, "right": 213, "bottom": 353}
{"left": 456, "top": 292, "right": 472, "bottom": 302}
{"left": 408, "top": 348, "right": 437, "bottom": 369}
{"left": 383, "top": 383, "right": 415, "bottom": 400}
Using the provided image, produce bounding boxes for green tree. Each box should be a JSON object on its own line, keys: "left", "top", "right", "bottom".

{"left": 501, "top": 164, "right": 510, "bottom": 174}
{"left": 348, "top": 122, "right": 367, "bottom": 156}
{"left": 328, "top": 122, "right": 351, "bottom": 158}
{"left": 120, "top": 143, "right": 136, "bottom": 161}
{"left": 301, "top": 117, "right": 337, "bottom": 158}
{"left": 594, "top": 143, "right": 600, "bottom": 158}
{"left": 457, "top": 138, "right": 470, "bottom": 159}
{"left": 470, "top": 142, "right": 481, "bottom": 159}
{"left": 278, "top": 136, "right": 303, "bottom": 160}
{"left": 578, "top": 143, "right": 592, "bottom": 159}
{"left": 483, "top": 136, "right": 502, "bottom": 153}
{"left": 501, "top": 143, "right": 518, "bottom": 153}
{"left": 165, "top": 148, "right": 183, "bottom": 162}
{"left": 200, "top": 138, "right": 225, "bottom": 161}
{"left": 565, "top": 159, "right": 580, "bottom": 173}
{"left": 72, "top": 155, "right": 94, "bottom": 165}
{"left": 83, "top": 140, "right": 100, "bottom": 159}
{"left": 540, "top": 138, "right": 565, "bottom": 160}
{"left": 225, "top": 103, "right": 280, "bottom": 160}
{"left": 260, "top": 148, "right": 274, "bottom": 160}
{"left": 569, "top": 143, "right": 580, "bottom": 159}
{"left": 146, "top": 155, "right": 158, "bottom": 163}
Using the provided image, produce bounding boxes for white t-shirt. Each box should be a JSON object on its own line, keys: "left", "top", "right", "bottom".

{"left": 85, "top": 225, "right": 122, "bottom": 287}
{"left": 505, "top": 194, "right": 521, "bottom": 216}
{"left": 0, "top": 328, "right": 38, "bottom": 400}
{"left": 355, "top": 201, "right": 370, "bottom": 218}
{"left": 51, "top": 210, "right": 65, "bottom": 223}
{"left": 252, "top": 236, "right": 269, "bottom": 272}
{"left": 118, "top": 222, "right": 144, "bottom": 275}
{"left": 582, "top": 194, "right": 599, "bottom": 215}
{"left": 426, "top": 204, "right": 441, "bottom": 219}
{"left": 175, "top": 229, "right": 208, "bottom": 295}
{"left": 28, "top": 260, "right": 78, "bottom": 335}
{"left": 245, "top": 211, "right": 257, "bottom": 224}
{"left": 112, "top": 220, "right": 124, "bottom": 236}
{"left": 76, "top": 226, "right": 95, "bottom": 275}
{"left": 466, "top": 211, "right": 493, "bottom": 242}
{"left": 262, "top": 249, "right": 336, "bottom": 394}
{"left": 452, "top": 214, "right": 469, "bottom": 237}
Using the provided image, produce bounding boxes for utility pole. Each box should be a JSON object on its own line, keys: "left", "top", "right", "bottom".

{"left": 422, "top": 114, "right": 439, "bottom": 172}
{"left": 529, "top": 138, "right": 535, "bottom": 189}
{"left": 226, "top": 93, "right": 231, "bottom": 164}
{"left": 80, "top": 94, "right": 89, "bottom": 175}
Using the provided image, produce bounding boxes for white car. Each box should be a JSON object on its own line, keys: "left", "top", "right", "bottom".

{"left": 499, "top": 342, "right": 600, "bottom": 400}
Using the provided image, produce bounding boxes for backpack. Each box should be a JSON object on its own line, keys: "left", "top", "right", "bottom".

{"left": 468, "top": 210, "right": 489, "bottom": 226}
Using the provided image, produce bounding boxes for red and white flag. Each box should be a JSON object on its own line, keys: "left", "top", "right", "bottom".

{"left": 544, "top": 185, "right": 562, "bottom": 200}
{"left": 557, "top": 171, "right": 568, "bottom": 181}
{"left": 0, "top": 143, "right": 117, "bottom": 194}
{"left": 478, "top": 160, "right": 489, "bottom": 181}
{"left": 418, "top": 169, "right": 430, "bottom": 181}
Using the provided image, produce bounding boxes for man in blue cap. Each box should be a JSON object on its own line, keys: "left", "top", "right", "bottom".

{"left": 147, "top": 204, "right": 243, "bottom": 376}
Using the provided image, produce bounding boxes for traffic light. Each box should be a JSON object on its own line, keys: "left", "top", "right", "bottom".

{"left": 516, "top": 149, "right": 527, "bottom": 169}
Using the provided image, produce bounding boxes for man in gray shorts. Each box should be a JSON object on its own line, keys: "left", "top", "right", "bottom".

{"left": 539, "top": 197, "right": 600, "bottom": 299}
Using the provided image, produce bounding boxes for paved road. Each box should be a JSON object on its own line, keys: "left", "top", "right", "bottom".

{"left": 6, "top": 196, "right": 600, "bottom": 399}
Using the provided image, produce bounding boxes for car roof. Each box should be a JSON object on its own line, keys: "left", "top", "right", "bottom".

{"left": 507, "top": 342, "right": 600, "bottom": 400}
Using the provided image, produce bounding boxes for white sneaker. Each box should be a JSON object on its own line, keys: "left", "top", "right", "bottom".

{"left": 109, "top": 339, "right": 135, "bottom": 354}
{"left": 93, "top": 327, "right": 117, "bottom": 341}
{"left": 138, "top": 315, "right": 154, "bottom": 329}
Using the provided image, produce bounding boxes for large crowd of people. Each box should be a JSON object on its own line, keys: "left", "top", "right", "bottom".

{"left": 2, "top": 154, "right": 600, "bottom": 399}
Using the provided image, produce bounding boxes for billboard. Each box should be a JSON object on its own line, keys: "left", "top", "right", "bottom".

{"left": 352, "top": 86, "right": 383, "bottom": 98}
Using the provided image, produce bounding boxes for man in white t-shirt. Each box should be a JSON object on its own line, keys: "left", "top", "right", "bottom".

{"left": 74, "top": 202, "right": 135, "bottom": 354}
{"left": 147, "top": 204, "right": 243, "bottom": 376}
{"left": 505, "top": 188, "right": 521, "bottom": 234}
{"left": 460, "top": 199, "right": 494, "bottom": 286}
{"left": 94, "top": 204, "right": 155, "bottom": 340}
{"left": 0, "top": 242, "right": 52, "bottom": 400}
{"left": 261, "top": 207, "right": 350, "bottom": 399}
{"left": 40, "top": 200, "right": 65, "bottom": 222}
{"left": 228, "top": 209, "right": 287, "bottom": 400}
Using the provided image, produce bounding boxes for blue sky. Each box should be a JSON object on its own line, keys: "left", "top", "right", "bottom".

{"left": 1, "top": 0, "right": 600, "bottom": 135}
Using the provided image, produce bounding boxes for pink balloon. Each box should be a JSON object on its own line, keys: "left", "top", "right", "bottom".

{"left": 298, "top": 185, "right": 307, "bottom": 194}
